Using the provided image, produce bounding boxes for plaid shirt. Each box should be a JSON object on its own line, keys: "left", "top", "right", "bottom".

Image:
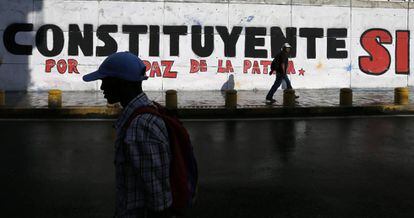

{"left": 114, "top": 93, "right": 172, "bottom": 217}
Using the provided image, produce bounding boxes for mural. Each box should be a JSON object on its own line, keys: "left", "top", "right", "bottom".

{"left": 0, "top": 0, "right": 413, "bottom": 91}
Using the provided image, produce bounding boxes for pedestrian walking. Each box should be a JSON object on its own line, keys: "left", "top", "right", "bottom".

{"left": 83, "top": 52, "right": 197, "bottom": 218}
{"left": 266, "top": 43, "right": 299, "bottom": 104}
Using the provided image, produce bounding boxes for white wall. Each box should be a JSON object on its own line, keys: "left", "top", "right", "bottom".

{"left": 0, "top": 0, "right": 413, "bottom": 91}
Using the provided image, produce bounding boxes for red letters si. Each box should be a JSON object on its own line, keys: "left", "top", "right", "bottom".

{"left": 396, "top": 30, "right": 410, "bottom": 75}
{"left": 359, "top": 29, "right": 392, "bottom": 75}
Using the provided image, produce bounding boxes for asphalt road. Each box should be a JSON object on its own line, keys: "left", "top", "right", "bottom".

{"left": 1, "top": 116, "right": 414, "bottom": 217}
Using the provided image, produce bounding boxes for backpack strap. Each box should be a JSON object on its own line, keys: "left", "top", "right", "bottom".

{"left": 122, "top": 101, "right": 180, "bottom": 133}
{"left": 122, "top": 105, "right": 162, "bottom": 132}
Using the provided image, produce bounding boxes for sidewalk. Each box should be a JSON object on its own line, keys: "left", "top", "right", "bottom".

{"left": 2, "top": 88, "right": 414, "bottom": 108}
{"left": 0, "top": 88, "right": 413, "bottom": 119}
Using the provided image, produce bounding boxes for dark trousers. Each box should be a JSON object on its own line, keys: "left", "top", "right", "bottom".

{"left": 266, "top": 73, "right": 292, "bottom": 100}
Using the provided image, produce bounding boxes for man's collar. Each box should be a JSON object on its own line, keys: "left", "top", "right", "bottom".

{"left": 114, "top": 92, "right": 151, "bottom": 130}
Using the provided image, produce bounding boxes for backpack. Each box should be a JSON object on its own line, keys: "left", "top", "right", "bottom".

{"left": 271, "top": 52, "right": 287, "bottom": 74}
{"left": 270, "top": 54, "right": 279, "bottom": 72}
{"left": 123, "top": 102, "right": 198, "bottom": 213}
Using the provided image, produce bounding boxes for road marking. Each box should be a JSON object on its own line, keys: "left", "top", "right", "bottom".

{"left": 1, "top": 114, "right": 414, "bottom": 122}
{"left": 182, "top": 114, "right": 414, "bottom": 122}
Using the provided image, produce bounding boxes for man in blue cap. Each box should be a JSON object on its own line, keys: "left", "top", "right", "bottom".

{"left": 83, "top": 52, "right": 172, "bottom": 218}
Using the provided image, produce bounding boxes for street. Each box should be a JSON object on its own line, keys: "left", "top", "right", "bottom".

{"left": 1, "top": 116, "right": 414, "bottom": 217}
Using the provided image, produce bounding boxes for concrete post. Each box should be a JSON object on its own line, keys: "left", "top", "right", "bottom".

{"left": 340, "top": 88, "right": 353, "bottom": 106}
{"left": 283, "top": 89, "right": 296, "bottom": 107}
{"left": 394, "top": 87, "right": 409, "bottom": 105}
{"left": 225, "top": 90, "right": 237, "bottom": 109}
{"left": 0, "top": 90, "right": 5, "bottom": 106}
{"left": 165, "top": 90, "right": 178, "bottom": 109}
{"left": 48, "top": 89, "right": 62, "bottom": 108}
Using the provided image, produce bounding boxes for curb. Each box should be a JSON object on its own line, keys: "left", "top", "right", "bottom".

{"left": 0, "top": 105, "right": 414, "bottom": 119}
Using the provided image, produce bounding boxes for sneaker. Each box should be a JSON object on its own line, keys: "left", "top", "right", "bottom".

{"left": 266, "top": 99, "right": 277, "bottom": 104}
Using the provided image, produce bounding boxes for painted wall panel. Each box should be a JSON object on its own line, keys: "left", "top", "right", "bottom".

{"left": 0, "top": 1, "right": 412, "bottom": 91}
{"left": 228, "top": 4, "right": 291, "bottom": 30}
{"left": 351, "top": 8, "right": 409, "bottom": 88}
{"left": 162, "top": 66, "right": 229, "bottom": 90}
{"left": 234, "top": 67, "right": 271, "bottom": 91}
{"left": 292, "top": 5, "right": 351, "bottom": 31}
{"left": 408, "top": 7, "right": 414, "bottom": 87}
{"left": 98, "top": 2, "right": 165, "bottom": 27}
{"left": 0, "top": 64, "right": 31, "bottom": 90}
{"left": 29, "top": 64, "right": 97, "bottom": 91}
{"left": 164, "top": 2, "right": 228, "bottom": 29}
{"left": 0, "top": 0, "right": 34, "bottom": 31}
{"left": 33, "top": 0, "right": 100, "bottom": 32}
{"left": 291, "top": 5, "right": 351, "bottom": 89}
{"left": 0, "top": 30, "right": 35, "bottom": 64}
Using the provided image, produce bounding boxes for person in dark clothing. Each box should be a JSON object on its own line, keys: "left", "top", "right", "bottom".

{"left": 83, "top": 52, "right": 173, "bottom": 218}
{"left": 266, "top": 43, "right": 298, "bottom": 103}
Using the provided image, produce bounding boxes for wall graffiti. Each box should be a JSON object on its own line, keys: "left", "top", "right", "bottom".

{"left": 3, "top": 24, "right": 353, "bottom": 59}
{"left": 3, "top": 24, "right": 409, "bottom": 75}
{"left": 0, "top": 1, "right": 412, "bottom": 91}
{"left": 359, "top": 29, "right": 410, "bottom": 75}
{"left": 45, "top": 59, "right": 79, "bottom": 74}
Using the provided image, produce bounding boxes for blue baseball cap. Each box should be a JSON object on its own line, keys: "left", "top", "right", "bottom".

{"left": 83, "top": 52, "right": 148, "bottom": 82}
